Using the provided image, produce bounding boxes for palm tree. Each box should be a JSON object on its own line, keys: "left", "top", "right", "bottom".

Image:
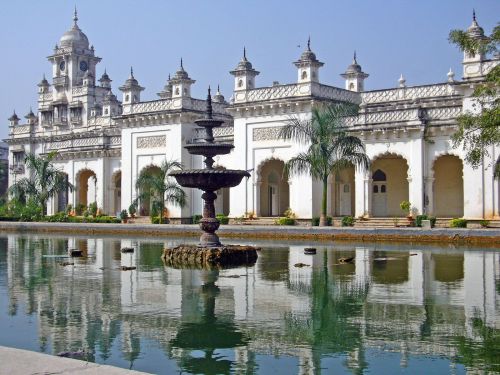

{"left": 279, "top": 103, "right": 369, "bottom": 226}
{"left": 9, "top": 151, "right": 74, "bottom": 216}
{"left": 135, "top": 160, "right": 186, "bottom": 223}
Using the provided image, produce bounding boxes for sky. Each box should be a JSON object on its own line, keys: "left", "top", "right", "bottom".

{"left": 0, "top": 0, "right": 498, "bottom": 140}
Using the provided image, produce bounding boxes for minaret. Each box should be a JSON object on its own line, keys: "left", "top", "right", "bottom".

{"left": 98, "top": 69, "right": 112, "bottom": 89}
{"left": 25, "top": 108, "right": 37, "bottom": 126}
{"left": 170, "top": 59, "right": 195, "bottom": 98}
{"left": 294, "top": 37, "right": 323, "bottom": 84}
{"left": 37, "top": 75, "right": 50, "bottom": 94}
{"left": 119, "top": 67, "right": 144, "bottom": 111}
{"left": 212, "top": 85, "right": 226, "bottom": 103}
{"left": 8, "top": 111, "right": 20, "bottom": 126}
{"left": 340, "top": 51, "right": 369, "bottom": 92}
{"left": 102, "top": 90, "right": 120, "bottom": 117}
{"left": 463, "top": 10, "right": 488, "bottom": 79}
{"left": 230, "top": 48, "right": 259, "bottom": 92}
{"left": 157, "top": 74, "right": 173, "bottom": 99}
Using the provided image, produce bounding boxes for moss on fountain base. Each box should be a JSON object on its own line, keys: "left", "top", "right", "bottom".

{"left": 162, "top": 244, "right": 259, "bottom": 269}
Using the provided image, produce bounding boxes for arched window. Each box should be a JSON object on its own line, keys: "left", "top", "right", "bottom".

{"left": 372, "top": 169, "right": 387, "bottom": 181}
{"left": 125, "top": 94, "right": 130, "bottom": 102}
{"left": 373, "top": 185, "right": 379, "bottom": 193}
{"left": 381, "top": 185, "right": 386, "bottom": 193}
{"left": 301, "top": 71, "right": 307, "bottom": 80}
{"left": 175, "top": 87, "right": 180, "bottom": 95}
{"left": 238, "top": 79, "right": 243, "bottom": 88}
{"left": 349, "top": 82, "right": 355, "bottom": 90}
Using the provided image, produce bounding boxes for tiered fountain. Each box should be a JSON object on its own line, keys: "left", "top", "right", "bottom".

{"left": 162, "top": 88, "right": 258, "bottom": 268}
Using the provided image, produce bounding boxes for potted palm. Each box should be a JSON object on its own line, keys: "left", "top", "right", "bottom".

{"left": 119, "top": 209, "right": 129, "bottom": 223}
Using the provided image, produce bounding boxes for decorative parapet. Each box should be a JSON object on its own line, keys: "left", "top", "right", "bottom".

{"left": 232, "top": 82, "right": 361, "bottom": 104}
{"left": 361, "top": 83, "right": 458, "bottom": 104}
{"left": 45, "top": 134, "right": 121, "bottom": 151}
{"left": 38, "top": 92, "right": 53, "bottom": 102}
{"left": 71, "top": 86, "right": 87, "bottom": 96}
{"left": 128, "top": 97, "right": 228, "bottom": 116}
{"left": 10, "top": 125, "right": 31, "bottom": 135}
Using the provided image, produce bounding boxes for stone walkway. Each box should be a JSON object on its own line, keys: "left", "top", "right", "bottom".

{"left": 0, "top": 346, "right": 150, "bottom": 375}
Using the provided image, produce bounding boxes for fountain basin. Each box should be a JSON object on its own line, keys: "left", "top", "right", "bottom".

{"left": 184, "top": 143, "right": 234, "bottom": 157}
{"left": 170, "top": 169, "right": 250, "bottom": 191}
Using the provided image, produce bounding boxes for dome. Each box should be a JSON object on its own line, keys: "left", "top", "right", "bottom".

{"left": 345, "top": 52, "right": 363, "bottom": 74}
{"left": 467, "top": 10, "right": 485, "bottom": 39}
{"left": 59, "top": 11, "right": 89, "bottom": 49}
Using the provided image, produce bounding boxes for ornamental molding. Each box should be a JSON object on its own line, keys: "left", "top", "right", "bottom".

{"left": 253, "top": 126, "right": 282, "bottom": 141}
{"left": 136, "top": 135, "right": 166, "bottom": 149}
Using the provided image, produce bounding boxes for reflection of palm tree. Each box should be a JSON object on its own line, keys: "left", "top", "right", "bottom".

{"left": 285, "top": 251, "right": 370, "bottom": 373}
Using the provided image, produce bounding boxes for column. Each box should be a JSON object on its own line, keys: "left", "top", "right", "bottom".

{"left": 354, "top": 169, "right": 366, "bottom": 217}
{"left": 425, "top": 176, "right": 434, "bottom": 216}
{"left": 254, "top": 180, "right": 261, "bottom": 216}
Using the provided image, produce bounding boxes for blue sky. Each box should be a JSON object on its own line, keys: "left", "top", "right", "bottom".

{"left": 0, "top": 0, "right": 498, "bottom": 139}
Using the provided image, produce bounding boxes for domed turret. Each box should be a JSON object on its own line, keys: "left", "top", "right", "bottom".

{"left": 98, "top": 69, "right": 112, "bottom": 89}
{"left": 212, "top": 85, "right": 226, "bottom": 103}
{"left": 340, "top": 52, "right": 369, "bottom": 92}
{"left": 119, "top": 67, "right": 144, "bottom": 105}
{"left": 230, "top": 48, "right": 259, "bottom": 92}
{"left": 158, "top": 74, "right": 173, "bottom": 99}
{"left": 8, "top": 110, "right": 20, "bottom": 126}
{"left": 37, "top": 74, "right": 50, "bottom": 93}
{"left": 467, "top": 10, "right": 486, "bottom": 39}
{"left": 294, "top": 37, "right": 323, "bottom": 83}
{"left": 170, "top": 59, "right": 195, "bottom": 98}
{"left": 59, "top": 8, "right": 89, "bottom": 50}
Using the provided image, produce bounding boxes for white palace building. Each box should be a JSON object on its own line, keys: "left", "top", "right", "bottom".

{"left": 6, "top": 11, "right": 499, "bottom": 221}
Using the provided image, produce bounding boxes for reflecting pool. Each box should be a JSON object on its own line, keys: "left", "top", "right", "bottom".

{"left": 0, "top": 234, "right": 499, "bottom": 374}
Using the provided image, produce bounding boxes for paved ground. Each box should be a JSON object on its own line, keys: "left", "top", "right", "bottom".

{"left": 0, "top": 346, "right": 150, "bottom": 375}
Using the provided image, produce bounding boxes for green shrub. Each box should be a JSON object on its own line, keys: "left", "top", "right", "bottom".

{"left": 450, "top": 218, "right": 467, "bottom": 228}
{"left": 312, "top": 216, "right": 333, "bottom": 226}
{"left": 216, "top": 214, "right": 229, "bottom": 225}
{"left": 341, "top": 216, "right": 355, "bottom": 227}
{"left": 65, "top": 204, "right": 73, "bottom": 215}
{"left": 416, "top": 215, "right": 427, "bottom": 227}
{"left": 88, "top": 202, "right": 98, "bottom": 218}
{"left": 479, "top": 220, "right": 490, "bottom": 228}
{"left": 45, "top": 212, "right": 69, "bottom": 222}
{"left": 276, "top": 217, "right": 295, "bottom": 225}
{"left": 192, "top": 214, "right": 202, "bottom": 224}
{"left": 151, "top": 216, "right": 169, "bottom": 224}
{"left": 429, "top": 216, "right": 436, "bottom": 228}
{"left": 400, "top": 200, "right": 411, "bottom": 214}
{"left": 75, "top": 203, "right": 86, "bottom": 216}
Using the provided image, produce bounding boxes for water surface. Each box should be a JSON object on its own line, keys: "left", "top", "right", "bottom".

{"left": 0, "top": 234, "right": 499, "bottom": 374}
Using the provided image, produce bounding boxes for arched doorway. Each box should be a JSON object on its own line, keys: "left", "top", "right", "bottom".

{"left": 76, "top": 169, "right": 97, "bottom": 208}
{"left": 112, "top": 171, "right": 121, "bottom": 216}
{"left": 433, "top": 155, "right": 463, "bottom": 217}
{"left": 258, "top": 159, "right": 289, "bottom": 217}
{"left": 332, "top": 165, "right": 355, "bottom": 216}
{"left": 55, "top": 172, "right": 69, "bottom": 212}
{"left": 371, "top": 154, "right": 409, "bottom": 217}
{"left": 137, "top": 165, "right": 161, "bottom": 216}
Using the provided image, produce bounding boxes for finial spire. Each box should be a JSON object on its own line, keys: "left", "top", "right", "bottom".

{"left": 206, "top": 86, "right": 213, "bottom": 119}
{"left": 353, "top": 50, "right": 357, "bottom": 64}
{"left": 130, "top": 66, "right": 134, "bottom": 78}
{"left": 473, "top": 8, "right": 476, "bottom": 22}
{"left": 243, "top": 47, "right": 246, "bottom": 59}
{"left": 217, "top": 84, "right": 220, "bottom": 93}
{"left": 73, "top": 6, "right": 78, "bottom": 24}
{"left": 307, "top": 36, "right": 311, "bottom": 51}
{"left": 180, "top": 57, "right": 183, "bottom": 69}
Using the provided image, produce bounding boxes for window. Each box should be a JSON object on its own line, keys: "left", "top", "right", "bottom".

{"left": 125, "top": 94, "right": 130, "bottom": 102}
{"left": 349, "top": 82, "right": 355, "bottom": 90}
{"left": 343, "top": 184, "right": 350, "bottom": 193}
{"left": 13, "top": 151, "right": 25, "bottom": 166}
{"left": 302, "top": 71, "right": 307, "bottom": 80}
{"left": 238, "top": 79, "right": 243, "bottom": 88}
{"left": 373, "top": 185, "right": 378, "bottom": 193}
{"left": 372, "top": 169, "right": 387, "bottom": 181}
{"left": 381, "top": 185, "right": 386, "bottom": 193}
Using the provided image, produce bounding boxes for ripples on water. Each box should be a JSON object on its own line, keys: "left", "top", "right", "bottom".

{"left": 0, "top": 234, "right": 498, "bottom": 374}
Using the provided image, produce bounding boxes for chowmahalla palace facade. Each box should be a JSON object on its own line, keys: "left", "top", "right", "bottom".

{"left": 5, "top": 11, "right": 500, "bottom": 221}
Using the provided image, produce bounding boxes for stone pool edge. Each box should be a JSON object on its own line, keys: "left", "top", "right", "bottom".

{"left": 0, "top": 345, "right": 150, "bottom": 375}
{"left": 0, "top": 222, "right": 499, "bottom": 246}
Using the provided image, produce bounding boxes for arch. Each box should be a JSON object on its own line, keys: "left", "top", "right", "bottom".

{"left": 370, "top": 153, "right": 409, "bottom": 217}
{"left": 75, "top": 169, "right": 97, "bottom": 208}
{"left": 55, "top": 172, "right": 70, "bottom": 213}
{"left": 111, "top": 170, "right": 121, "bottom": 216}
{"left": 137, "top": 164, "right": 161, "bottom": 216}
{"left": 256, "top": 158, "right": 289, "bottom": 217}
{"left": 432, "top": 154, "right": 463, "bottom": 217}
{"left": 301, "top": 71, "right": 308, "bottom": 80}
{"left": 330, "top": 164, "right": 356, "bottom": 216}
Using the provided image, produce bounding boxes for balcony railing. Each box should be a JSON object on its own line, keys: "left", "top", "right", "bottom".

{"left": 52, "top": 76, "right": 68, "bottom": 87}
{"left": 53, "top": 117, "right": 68, "bottom": 126}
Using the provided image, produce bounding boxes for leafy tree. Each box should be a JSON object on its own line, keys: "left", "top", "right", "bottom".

{"left": 134, "top": 160, "right": 186, "bottom": 223}
{"left": 449, "top": 21, "right": 500, "bottom": 177}
{"left": 9, "top": 151, "right": 73, "bottom": 216}
{"left": 279, "top": 103, "right": 369, "bottom": 226}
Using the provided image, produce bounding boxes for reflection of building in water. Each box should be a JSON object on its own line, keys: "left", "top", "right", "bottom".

{"left": 3, "top": 234, "right": 499, "bottom": 373}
